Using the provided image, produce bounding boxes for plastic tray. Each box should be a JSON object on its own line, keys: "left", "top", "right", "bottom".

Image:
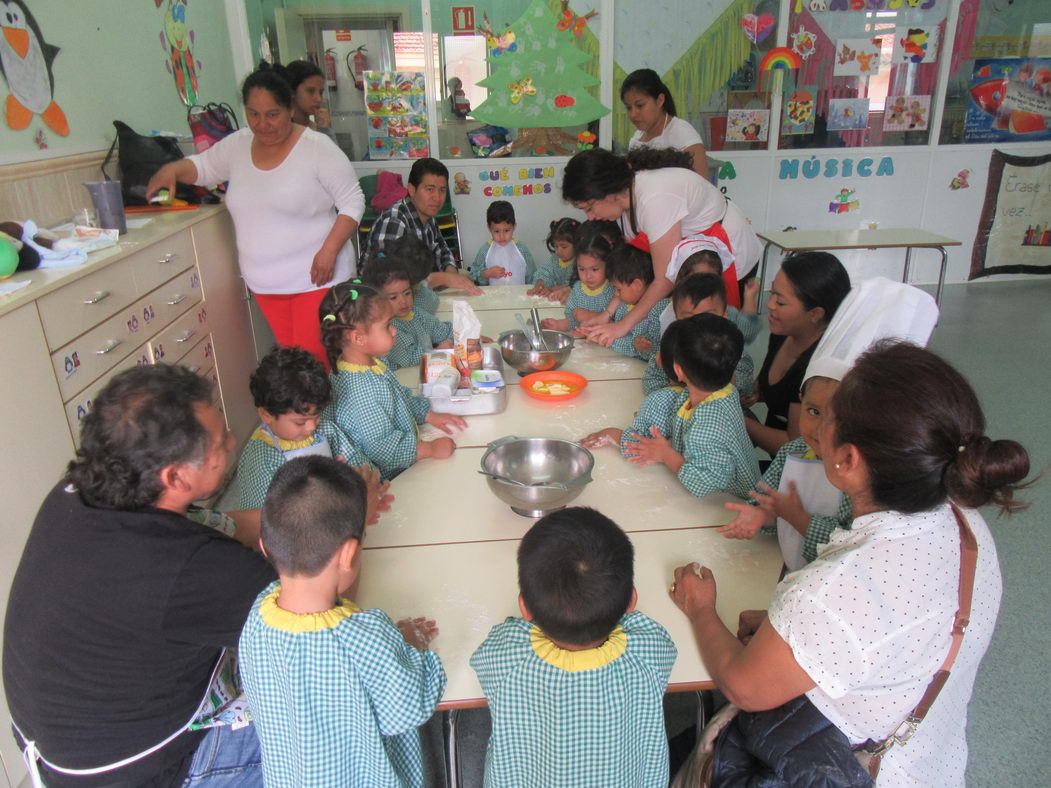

{"left": 418, "top": 346, "right": 508, "bottom": 416}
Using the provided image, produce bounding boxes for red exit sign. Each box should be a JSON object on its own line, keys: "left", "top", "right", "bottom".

{"left": 451, "top": 6, "right": 475, "bottom": 35}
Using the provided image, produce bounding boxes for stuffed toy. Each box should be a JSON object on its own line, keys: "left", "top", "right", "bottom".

{"left": 0, "top": 221, "right": 51, "bottom": 277}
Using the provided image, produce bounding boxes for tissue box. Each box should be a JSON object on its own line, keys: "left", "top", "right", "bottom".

{"left": 418, "top": 346, "right": 508, "bottom": 416}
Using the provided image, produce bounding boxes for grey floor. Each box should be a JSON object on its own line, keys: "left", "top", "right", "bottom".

{"left": 418, "top": 279, "right": 1051, "bottom": 787}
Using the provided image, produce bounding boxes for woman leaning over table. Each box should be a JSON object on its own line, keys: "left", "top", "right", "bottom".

{"left": 562, "top": 147, "right": 761, "bottom": 347}
{"left": 669, "top": 341, "right": 1030, "bottom": 786}
{"left": 147, "top": 65, "right": 364, "bottom": 367}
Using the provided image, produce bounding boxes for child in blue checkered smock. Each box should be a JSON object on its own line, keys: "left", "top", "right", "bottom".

{"left": 367, "top": 228, "right": 443, "bottom": 315}
{"left": 363, "top": 261, "right": 453, "bottom": 371}
{"left": 470, "top": 508, "right": 676, "bottom": 788}
{"left": 643, "top": 273, "right": 755, "bottom": 398}
{"left": 240, "top": 456, "right": 446, "bottom": 788}
{"left": 236, "top": 346, "right": 373, "bottom": 510}
{"left": 320, "top": 283, "right": 466, "bottom": 481}
{"left": 528, "top": 217, "right": 580, "bottom": 303}
{"left": 623, "top": 313, "right": 760, "bottom": 499}
{"left": 541, "top": 220, "right": 622, "bottom": 335}
{"left": 601, "top": 242, "right": 670, "bottom": 360}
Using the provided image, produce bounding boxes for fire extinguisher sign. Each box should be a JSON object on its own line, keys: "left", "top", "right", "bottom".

{"left": 335, "top": 30, "right": 352, "bottom": 42}
{"left": 451, "top": 6, "right": 475, "bottom": 35}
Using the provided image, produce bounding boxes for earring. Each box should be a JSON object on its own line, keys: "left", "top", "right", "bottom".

{"left": 834, "top": 463, "right": 841, "bottom": 469}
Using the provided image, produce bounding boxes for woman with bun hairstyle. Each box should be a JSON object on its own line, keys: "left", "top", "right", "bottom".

{"left": 669, "top": 341, "right": 1031, "bottom": 786}
{"left": 622, "top": 68, "right": 708, "bottom": 179}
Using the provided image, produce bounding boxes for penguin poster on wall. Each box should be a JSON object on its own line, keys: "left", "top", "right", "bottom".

{"left": 0, "top": 0, "right": 69, "bottom": 136}
{"left": 158, "top": 0, "right": 199, "bottom": 107}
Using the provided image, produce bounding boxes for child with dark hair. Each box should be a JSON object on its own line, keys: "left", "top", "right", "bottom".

{"left": 237, "top": 346, "right": 371, "bottom": 510}
{"left": 470, "top": 507, "right": 676, "bottom": 787}
{"left": 624, "top": 314, "right": 760, "bottom": 499}
{"left": 528, "top": 217, "right": 580, "bottom": 302}
{"left": 643, "top": 273, "right": 755, "bottom": 397}
{"left": 541, "top": 220, "right": 620, "bottom": 335}
{"left": 374, "top": 232, "right": 442, "bottom": 315}
{"left": 469, "top": 200, "right": 535, "bottom": 286}
{"left": 240, "top": 456, "right": 445, "bottom": 787}
{"left": 362, "top": 259, "right": 453, "bottom": 371}
{"left": 605, "top": 243, "right": 670, "bottom": 360}
{"left": 320, "top": 282, "right": 465, "bottom": 480}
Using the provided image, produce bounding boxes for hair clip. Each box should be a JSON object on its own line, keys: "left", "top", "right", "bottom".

{"left": 322, "top": 314, "right": 337, "bottom": 322}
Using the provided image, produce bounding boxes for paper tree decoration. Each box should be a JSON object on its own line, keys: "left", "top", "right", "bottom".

{"left": 472, "top": 0, "right": 610, "bottom": 155}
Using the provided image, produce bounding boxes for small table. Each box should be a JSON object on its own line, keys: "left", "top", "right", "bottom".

{"left": 756, "top": 228, "right": 962, "bottom": 310}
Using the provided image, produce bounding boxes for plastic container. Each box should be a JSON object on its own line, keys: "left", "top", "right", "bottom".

{"left": 83, "top": 181, "right": 127, "bottom": 234}
{"left": 418, "top": 346, "right": 507, "bottom": 416}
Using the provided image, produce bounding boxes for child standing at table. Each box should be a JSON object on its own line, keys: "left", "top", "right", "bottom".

{"left": 541, "top": 220, "right": 620, "bottom": 335}
{"left": 470, "top": 507, "right": 676, "bottom": 788}
{"left": 624, "top": 313, "right": 760, "bottom": 500}
{"left": 606, "top": 242, "right": 670, "bottom": 360}
{"left": 237, "top": 346, "right": 375, "bottom": 509}
{"left": 321, "top": 282, "right": 465, "bottom": 480}
{"left": 240, "top": 456, "right": 445, "bottom": 788}
{"left": 362, "top": 260, "right": 453, "bottom": 371}
{"left": 469, "top": 201, "right": 535, "bottom": 286}
{"left": 528, "top": 217, "right": 580, "bottom": 302}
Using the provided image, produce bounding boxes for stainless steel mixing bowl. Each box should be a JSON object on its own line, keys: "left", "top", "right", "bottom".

{"left": 497, "top": 330, "right": 575, "bottom": 376}
{"left": 480, "top": 436, "right": 594, "bottom": 518}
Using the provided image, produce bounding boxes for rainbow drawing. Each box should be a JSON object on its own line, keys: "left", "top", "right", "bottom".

{"left": 759, "top": 47, "right": 802, "bottom": 90}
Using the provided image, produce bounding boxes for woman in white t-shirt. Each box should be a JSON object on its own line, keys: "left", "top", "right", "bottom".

{"left": 147, "top": 67, "right": 364, "bottom": 366}
{"left": 622, "top": 68, "right": 708, "bottom": 180}
{"left": 562, "top": 147, "right": 760, "bottom": 346}
{"left": 668, "top": 342, "right": 1031, "bottom": 787}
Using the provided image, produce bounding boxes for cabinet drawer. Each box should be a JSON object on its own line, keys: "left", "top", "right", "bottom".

{"left": 150, "top": 301, "right": 210, "bottom": 366}
{"left": 63, "top": 344, "right": 152, "bottom": 447}
{"left": 142, "top": 266, "right": 203, "bottom": 352}
{"left": 131, "top": 232, "right": 196, "bottom": 294}
{"left": 179, "top": 333, "right": 217, "bottom": 378}
{"left": 37, "top": 256, "right": 138, "bottom": 351}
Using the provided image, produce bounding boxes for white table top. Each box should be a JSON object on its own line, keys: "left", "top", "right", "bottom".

{"left": 756, "top": 228, "right": 961, "bottom": 251}
{"left": 432, "top": 307, "right": 564, "bottom": 342}
{"left": 356, "top": 527, "right": 783, "bottom": 706}
{"left": 437, "top": 284, "right": 559, "bottom": 311}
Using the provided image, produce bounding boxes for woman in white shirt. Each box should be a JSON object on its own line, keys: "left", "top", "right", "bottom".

{"left": 622, "top": 68, "right": 708, "bottom": 180}
{"left": 669, "top": 341, "right": 1031, "bottom": 786}
{"left": 147, "top": 67, "right": 364, "bottom": 366}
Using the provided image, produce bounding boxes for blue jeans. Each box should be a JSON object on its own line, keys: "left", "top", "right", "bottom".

{"left": 182, "top": 724, "right": 263, "bottom": 787}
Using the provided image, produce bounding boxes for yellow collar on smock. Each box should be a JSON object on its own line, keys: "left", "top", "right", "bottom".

{"left": 558, "top": 257, "right": 575, "bottom": 269}
{"left": 581, "top": 281, "right": 608, "bottom": 297}
{"left": 251, "top": 426, "right": 315, "bottom": 451}
{"left": 801, "top": 447, "right": 819, "bottom": 460}
{"left": 337, "top": 359, "right": 387, "bottom": 375}
{"left": 259, "top": 586, "right": 362, "bottom": 632}
{"left": 677, "top": 383, "right": 734, "bottom": 421}
{"left": 395, "top": 311, "right": 415, "bottom": 322}
{"left": 529, "top": 624, "right": 626, "bottom": 672}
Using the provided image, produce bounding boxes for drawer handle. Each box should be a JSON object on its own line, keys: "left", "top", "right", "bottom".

{"left": 188, "top": 365, "right": 201, "bottom": 374}
{"left": 95, "top": 339, "right": 122, "bottom": 355}
{"left": 175, "top": 329, "right": 197, "bottom": 343}
{"left": 82, "top": 290, "right": 110, "bottom": 305}
{"left": 166, "top": 294, "right": 187, "bottom": 306}
{"left": 159, "top": 253, "right": 179, "bottom": 264}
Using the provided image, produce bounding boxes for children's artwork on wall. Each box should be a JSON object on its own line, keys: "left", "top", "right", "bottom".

{"left": 829, "top": 187, "right": 859, "bottom": 214}
{"left": 364, "top": 71, "right": 429, "bottom": 159}
{"left": 833, "top": 38, "right": 881, "bottom": 78}
{"left": 827, "top": 98, "right": 869, "bottom": 130}
{"left": 0, "top": 0, "right": 69, "bottom": 135}
{"left": 727, "top": 109, "right": 769, "bottom": 141}
{"left": 453, "top": 172, "right": 471, "bottom": 194}
{"left": 740, "top": 14, "right": 776, "bottom": 45}
{"left": 965, "top": 58, "right": 1051, "bottom": 143}
{"left": 892, "top": 26, "right": 940, "bottom": 65}
{"left": 758, "top": 47, "right": 801, "bottom": 91}
{"left": 783, "top": 86, "right": 816, "bottom": 135}
{"left": 884, "top": 95, "right": 930, "bottom": 132}
{"left": 159, "top": 0, "right": 199, "bottom": 107}
{"left": 727, "top": 54, "right": 758, "bottom": 92}
{"left": 970, "top": 150, "right": 1051, "bottom": 279}
{"left": 949, "top": 169, "right": 971, "bottom": 190}
{"left": 790, "top": 26, "right": 817, "bottom": 61}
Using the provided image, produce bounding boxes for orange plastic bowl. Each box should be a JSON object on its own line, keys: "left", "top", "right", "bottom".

{"left": 520, "top": 371, "right": 588, "bottom": 402}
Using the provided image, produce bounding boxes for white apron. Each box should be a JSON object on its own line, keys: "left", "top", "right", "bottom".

{"left": 777, "top": 452, "right": 843, "bottom": 572}
{"left": 485, "top": 241, "right": 527, "bottom": 286}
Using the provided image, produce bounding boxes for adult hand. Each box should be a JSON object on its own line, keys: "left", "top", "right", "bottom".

{"left": 397, "top": 616, "right": 439, "bottom": 649}
{"left": 425, "top": 411, "right": 467, "bottom": 434}
{"left": 668, "top": 562, "right": 717, "bottom": 618}
{"left": 310, "top": 247, "right": 338, "bottom": 287}
{"left": 146, "top": 161, "right": 179, "bottom": 202}
{"left": 585, "top": 319, "right": 631, "bottom": 347}
{"left": 736, "top": 610, "right": 768, "bottom": 645}
{"left": 718, "top": 502, "right": 771, "bottom": 539}
{"left": 448, "top": 272, "right": 484, "bottom": 295}
{"left": 353, "top": 464, "right": 393, "bottom": 525}
{"left": 578, "top": 309, "right": 612, "bottom": 328}
{"left": 314, "top": 107, "right": 332, "bottom": 128}
{"left": 739, "top": 390, "right": 760, "bottom": 409}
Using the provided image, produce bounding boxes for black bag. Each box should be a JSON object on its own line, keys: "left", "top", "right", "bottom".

{"left": 102, "top": 120, "right": 204, "bottom": 206}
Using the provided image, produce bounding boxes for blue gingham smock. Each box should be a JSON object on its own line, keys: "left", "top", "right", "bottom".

{"left": 385, "top": 310, "right": 453, "bottom": 371}
{"left": 240, "top": 583, "right": 446, "bottom": 788}
{"left": 532, "top": 255, "right": 575, "bottom": 289}
{"left": 327, "top": 359, "right": 431, "bottom": 480}
{"left": 563, "top": 281, "right": 614, "bottom": 329}
{"left": 619, "top": 385, "right": 688, "bottom": 457}
{"left": 414, "top": 282, "right": 440, "bottom": 315}
{"left": 470, "top": 612, "right": 676, "bottom": 788}
{"left": 609, "top": 299, "right": 670, "bottom": 361}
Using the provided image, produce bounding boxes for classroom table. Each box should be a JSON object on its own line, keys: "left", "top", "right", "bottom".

{"left": 755, "top": 228, "right": 961, "bottom": 309}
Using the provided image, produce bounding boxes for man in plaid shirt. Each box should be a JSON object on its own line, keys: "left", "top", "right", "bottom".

{"left": 362, "top": 158, "right": 481, "bottom": 295}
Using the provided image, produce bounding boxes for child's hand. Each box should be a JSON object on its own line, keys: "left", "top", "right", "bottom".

{"left": 425, "top": 411, "right": 467, "bottom": 434}
{"left": 739, "top": 389, "right": 759, "bottom": 409}
{"left": 569, "top": 327, "right": 587, "bottom": 339}
{"left": 481, "top": 334, "right": 494, "bottom": 344}
{"left": 528, "top": 282, "right": 548, "bottom": 296}
{"left": 549, "top": 286, "right": 570, "bottom": 304}
{"left": 752, "top": 481, "right": 809, "bottom": 531}
{"left": 718, "top": 502, "right": 772, "bottom": 540}
{"left": 435, "top": 339, "right": 453, "bottom": 349}
{"left": 483, "top": 266, "right": 506, "bottom": 280}
{"left": 577, "top": 309, "right": 610, "bottom": 326}
{"left": 580, "top": 427, "right": 622, "bottom": 449}
{"left": 622, "top": 426, "right": 674, "bottom": 468}
{"left": 352, "top": 464, "right": 394, "bottom": 525}
{"left": 540, "top": 317, "right": 569, "bottom": 331}
{"left": 397, "top": 616, "right": 439, "bottom": 649}
{"left": 743, "top": 279, "right": 760, "bottom": 313}
{"left": 425, "top": 437, "right": 456, "bottom": 459}
{"left": 634, "top": 336, "right": 653, "bottom": 356}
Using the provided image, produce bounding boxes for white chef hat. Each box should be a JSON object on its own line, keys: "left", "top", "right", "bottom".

{"left": 664, "top": 233, "right": 735, "bottom": 282}
{"left": 805, "top": 277, "right": 939, "bottom": 383}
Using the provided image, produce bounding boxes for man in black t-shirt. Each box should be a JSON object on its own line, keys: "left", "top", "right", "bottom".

{"left": 3, "top": 365, "right": 276, "bottom": 787}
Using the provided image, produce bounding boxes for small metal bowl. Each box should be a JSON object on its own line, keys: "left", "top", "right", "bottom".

{"left": 480, "top": 436, "right": 594, "bottom": 518}
{"left": 498, "top": 330, "right": 575, "bottom": 376}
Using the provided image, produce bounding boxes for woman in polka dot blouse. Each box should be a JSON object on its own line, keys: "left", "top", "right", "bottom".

{"left": 668, "top": 341, "right": 1031, "bottom": 786}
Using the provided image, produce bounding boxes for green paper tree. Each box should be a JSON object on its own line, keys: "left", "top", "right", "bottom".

{"left": 472, "top": 0, "right": 609, "bottom": 154}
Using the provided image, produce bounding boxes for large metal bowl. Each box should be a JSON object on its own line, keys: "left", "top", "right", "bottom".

{"left": 480, "top": 436, "right": 594, "bottom": 518}
{"left": 498, "top": 330, "right": 575, "bottom": 376}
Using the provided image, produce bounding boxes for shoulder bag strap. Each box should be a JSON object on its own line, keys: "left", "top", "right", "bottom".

{"left": 856, "top": 503, "right": 978, "bottom": 777}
